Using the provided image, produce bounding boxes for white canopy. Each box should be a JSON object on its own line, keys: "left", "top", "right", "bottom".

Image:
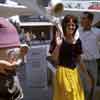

{"left": 0, "top": 0, "right": 100, "bottom": 25}
{"left": 11, "top": 0, "right": 100, "bottom": 25}
{"left": 19, "top": 22, "right": 53, "bottom": 27}
{"left": 0, "top": 3, "right": 32, "bottom": 17}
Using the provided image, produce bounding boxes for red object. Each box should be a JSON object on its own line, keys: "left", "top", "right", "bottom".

{"left": 88, "top": 5, "right": 100, "bottom": 10}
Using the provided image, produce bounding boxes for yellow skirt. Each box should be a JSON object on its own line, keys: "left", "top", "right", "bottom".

{"left": 53, "top": 66, "right": 85, "bottom": 100}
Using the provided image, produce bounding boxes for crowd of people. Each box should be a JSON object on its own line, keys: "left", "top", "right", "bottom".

{"left": 0, "top": 11, "right": 99, "bottom": 100}
{"left": 19, "top": 29, "right": 49, "bottom": 46}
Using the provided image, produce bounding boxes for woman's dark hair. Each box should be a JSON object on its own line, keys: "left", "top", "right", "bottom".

{"left": 61, "top": 15, "right": 78, "bottom": 36}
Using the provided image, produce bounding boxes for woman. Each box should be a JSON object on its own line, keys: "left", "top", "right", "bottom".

{"left": 53, "top": 15, "right": 92, "bottom": 100}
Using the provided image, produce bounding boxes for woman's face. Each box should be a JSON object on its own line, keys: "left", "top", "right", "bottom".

{"left": 65, "top": 19, "right": 76, "bottom": 37}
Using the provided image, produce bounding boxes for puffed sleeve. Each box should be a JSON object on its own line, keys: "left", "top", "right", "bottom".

{"left": 75, "top": 39, "right": 83, "bottom": 55}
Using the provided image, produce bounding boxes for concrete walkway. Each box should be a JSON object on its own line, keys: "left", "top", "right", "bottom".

{"left": 17, "top": 64, "right": 52, "bottom": 100}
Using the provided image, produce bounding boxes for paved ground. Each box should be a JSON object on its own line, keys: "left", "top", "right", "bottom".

{"left": 23, "top": 86, "right": 52, "bottom": 100}
{"left": 17, "top": 64, "right": 52, "bottom": 100}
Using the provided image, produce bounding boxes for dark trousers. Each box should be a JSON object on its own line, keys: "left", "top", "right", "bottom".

{"left": 0, "top": 75, "right": 23, "bottom": 100}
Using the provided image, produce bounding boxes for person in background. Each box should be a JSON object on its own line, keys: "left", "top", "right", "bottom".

{"left": 0, "top": 17, "right": 28, "bottom": 100}
{"left": 52, "top": 15, "right": 92, "bottom": 100}
{"left": 19, "top": 28, "right": 25, "bottom": 43}
{"left": 25, "top": 32, "right": 31, "bottom": 46}
{"left": 79, "top": 12, "right": 100, "bottom": 100}
{"left": 41, "top": 32, "right": 45, "bottom": 41}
